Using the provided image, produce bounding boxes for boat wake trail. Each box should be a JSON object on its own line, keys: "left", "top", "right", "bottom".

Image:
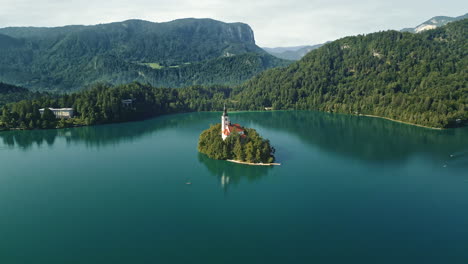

{"left": 449, "top": 150, "right": 468, "bottom": 159}
{"left": 446, "top": 150, "right": 468, "bottom": 167}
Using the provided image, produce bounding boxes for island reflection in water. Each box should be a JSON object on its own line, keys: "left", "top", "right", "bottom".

{"left": 1, "top": 111, "right": 467, "bottom": 167}
{"left": 198, "top": 153, "right": 271, "bottom": 190}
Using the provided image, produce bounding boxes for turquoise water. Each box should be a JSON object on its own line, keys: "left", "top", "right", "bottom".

{"left": 0, "top": 111, "right": 467, "bottom": 264}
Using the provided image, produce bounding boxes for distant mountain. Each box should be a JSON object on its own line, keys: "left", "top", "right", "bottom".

{"left": 235, "top": 19, "right": 468, "bottom": 128}
{"left": 263, "top": 46, "right": 310, "bottom": 53}
{"left": 263, "top": 44, "right": 326, "bottom": 60}
{"left": 401, "top": 13, "right": 468, "bottom": 33}
{"left": 0, "top": 18, "right": 288, "bottom": 91}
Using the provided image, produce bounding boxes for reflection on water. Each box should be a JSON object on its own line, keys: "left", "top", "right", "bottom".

{"left": 238, "top": 111, "right": 468, "bottom": 166}
{"left": 198, "top": 153, "right": 271, "bottom": 190}
{"left": 0, "top": 112, "right": 206, "bottom": 149}
{"left": 0, "top": 129, "right": 58, "bottom": 149}
{"left": 1, "top": 111, "right": 467, "bottom": 167}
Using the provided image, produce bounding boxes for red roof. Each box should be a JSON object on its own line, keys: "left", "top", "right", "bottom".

{"left": 223, "top": 123, "right": 244, "bottom": 137}
{"left": 229, "top": 124, "right": 244, "bottom": 132}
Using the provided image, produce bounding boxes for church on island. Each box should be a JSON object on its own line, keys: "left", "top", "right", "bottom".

{"left": 221, "top": 105, "right": 245, "bottom": 140}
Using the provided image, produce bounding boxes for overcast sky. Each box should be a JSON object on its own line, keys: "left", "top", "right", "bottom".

{"left": 0, "top": 0, "right": 466, "bottom": 47}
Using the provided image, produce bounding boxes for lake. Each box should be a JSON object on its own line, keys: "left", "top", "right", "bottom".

{"left": 1, "top": 111, "right": 467, "bottom": 264}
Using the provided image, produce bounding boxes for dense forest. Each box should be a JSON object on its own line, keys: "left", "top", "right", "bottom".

{"left": 0, "top": 82, "right": 232, "bottom": 130}
{"left": 198, "top": 124, "right": 275, "bottom": 163}
{"left": 0, "top": 18, "right": 289, "bottom": 91}
{"left": 233, "top": 19, "right": 468, "bottom": 128}
{"left": 0, "top": 82, "right": 47, "bottom": 108}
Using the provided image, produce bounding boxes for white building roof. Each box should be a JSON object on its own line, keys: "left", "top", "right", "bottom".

{"left": 39, "top": 108, "right": 74, "bottom": 111}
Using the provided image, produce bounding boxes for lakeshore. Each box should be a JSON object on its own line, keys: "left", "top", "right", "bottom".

{"left": 360, "top": 114, "right": 444, "bottom": 130}
{"left": 1, "top": 110, "right": 462, "bottom": 134}
{"left": 227, "top": 159, "right": 281, "bottom": 166}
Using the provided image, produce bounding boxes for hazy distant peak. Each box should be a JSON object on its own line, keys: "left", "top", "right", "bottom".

{"left": 262, "top": 43, "right": 330, "bottom": 61}
{"left": 401, "top": 13, "right": 468, "bottom": 33}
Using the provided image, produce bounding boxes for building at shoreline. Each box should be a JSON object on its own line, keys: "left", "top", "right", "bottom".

{"left": 39, "top": 108, "right": 74, "bottom": 119}
{"left": 221, "top": 105, "right": 244, "bottom": 140}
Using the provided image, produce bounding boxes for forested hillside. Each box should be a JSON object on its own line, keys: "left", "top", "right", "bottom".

{"left": 0, "top": 82, "right": 46, "bottom": 108}
{"left": 234, "top": 19, "right": 468, "bottom": 128}
{"left": 0, "top": 19, "right": 288, "bottom": 91}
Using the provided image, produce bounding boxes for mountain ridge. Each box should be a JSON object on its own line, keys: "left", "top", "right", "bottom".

{"left": 0, "top": 18, "right": 288, "bottom": 91}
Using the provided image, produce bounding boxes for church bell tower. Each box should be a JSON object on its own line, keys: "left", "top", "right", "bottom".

{"left": 221, "top": 104, "right": 230, "bottom": 140}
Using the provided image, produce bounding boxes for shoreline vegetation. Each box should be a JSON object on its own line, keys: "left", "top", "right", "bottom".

{"left": 0, "top": 83, "right": 234, "bottom": 132}
{"left": 0, "top": 108, "right": 461, "bottom": 133}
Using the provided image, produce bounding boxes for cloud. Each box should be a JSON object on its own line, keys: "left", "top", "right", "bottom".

{"left": 0, "top": 0, "right": 466, "bottom": 46}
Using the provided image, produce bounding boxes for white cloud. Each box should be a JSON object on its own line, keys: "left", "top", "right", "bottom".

{"left": 0, "top": 0, "right": 466, "bottom": 46}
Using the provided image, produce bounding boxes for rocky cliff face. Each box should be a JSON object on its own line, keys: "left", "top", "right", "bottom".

{"left": 401, "top": 13, "right": 468, "bottom": 33}
{"left": 0, "top": 18, "right": 262, "bottom": 64}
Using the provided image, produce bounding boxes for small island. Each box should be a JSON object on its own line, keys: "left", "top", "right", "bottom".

{"left": 198, "top": 106, "right": 277, "bottom": 165}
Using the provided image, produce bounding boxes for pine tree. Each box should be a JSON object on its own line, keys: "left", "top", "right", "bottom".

{"left": 245, "top": 142, "right": 255, "bottom": 163}
{"left": 233, "top": 138, "right": 244, "bottom": 161}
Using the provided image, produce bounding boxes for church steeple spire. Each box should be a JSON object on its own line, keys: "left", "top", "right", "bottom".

{"left": 220, "top": 104, "right": 244, "bottom": 140}
{"left": 221, "top": 103, "right": 230, "bottom": 140}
